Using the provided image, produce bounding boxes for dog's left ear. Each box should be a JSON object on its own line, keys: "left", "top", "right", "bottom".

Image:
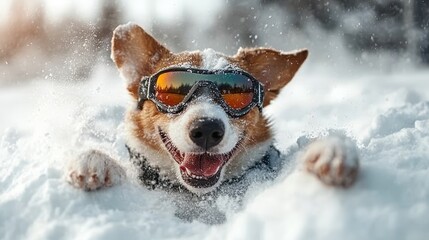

{"left": 233, "top": 48, "right": 308, "bottom": 106}
{"left": 111, "top": 23, "right": 172, "bottom": 99}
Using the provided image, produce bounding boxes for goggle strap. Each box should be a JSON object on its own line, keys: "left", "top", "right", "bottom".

{"left": 258, "top": 83, "right": 264, "bottom": 112}
{"left": 137, "top": 77, "right": 150, "bottom": 110}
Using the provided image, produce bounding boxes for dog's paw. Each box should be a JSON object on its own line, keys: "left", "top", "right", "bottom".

{"left": 301, "top": 137, "right": 359, "bottom": 187}
{"left": 66, "top": 150, "right": 125, "bottom": 191}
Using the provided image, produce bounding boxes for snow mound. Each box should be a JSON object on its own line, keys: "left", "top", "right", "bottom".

{"left": 217, "top": 101, "right": 429, "bottom": 240}
{"left": 368, "top": 101, "right": 429, "bottom": 139}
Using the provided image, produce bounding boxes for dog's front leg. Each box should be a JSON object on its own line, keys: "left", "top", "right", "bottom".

{"left": 301, "top": 136, "right": 359, "bottom": 187}
{"left": 66, "top": 150, "right": 126, "bottom": 191}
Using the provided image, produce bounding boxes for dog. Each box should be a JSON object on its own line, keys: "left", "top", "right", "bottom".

{"left": 67, "top": 23, "right": 359, "bottom": 222}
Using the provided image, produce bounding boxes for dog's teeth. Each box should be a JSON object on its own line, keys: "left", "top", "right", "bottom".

{"left": 182, "top": 167, "right": 206, "bottom": 180}
{"left": 189, "top": 173, "right": 201, "bottom": 179}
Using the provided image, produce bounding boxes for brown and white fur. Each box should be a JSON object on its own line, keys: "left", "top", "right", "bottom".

{"left": 67, "top": 23, "right": 359, "bottom": 196}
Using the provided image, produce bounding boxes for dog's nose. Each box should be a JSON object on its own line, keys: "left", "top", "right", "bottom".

{"left": 189, "top": 118, "right": 225, "bottom": 150}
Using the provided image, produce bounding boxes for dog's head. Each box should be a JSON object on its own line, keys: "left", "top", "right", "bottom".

{"left": 111, "top": 23, "right": 307, "bottom": 194}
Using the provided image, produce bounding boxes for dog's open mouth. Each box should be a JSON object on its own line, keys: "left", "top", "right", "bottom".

{"left": 159, "top": 128, "right": 239, "bottom": 188}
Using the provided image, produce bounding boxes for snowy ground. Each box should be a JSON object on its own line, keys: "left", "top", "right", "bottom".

{"left": 1, "top": 57, "right": 429, "bottom": 240}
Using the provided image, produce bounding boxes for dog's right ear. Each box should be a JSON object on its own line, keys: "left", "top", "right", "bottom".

{"left": 111, "top": 23, "right": 171, "bottom": 99}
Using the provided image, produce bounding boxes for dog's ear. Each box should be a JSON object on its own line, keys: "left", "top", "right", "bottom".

{"left": 233, "top": 48, "right": 308, "bottom": 106}
{"left": 111, "top": 23, "right": 171, "bottom": 99}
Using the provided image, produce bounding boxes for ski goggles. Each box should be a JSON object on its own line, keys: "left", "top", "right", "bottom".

{"left": 137, "top": 67, "right": 264, "bottom": 117}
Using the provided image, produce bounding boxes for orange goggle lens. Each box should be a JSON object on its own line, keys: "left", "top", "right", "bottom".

{"left": 155, "top": 71, "right": 254, "bottom": 109}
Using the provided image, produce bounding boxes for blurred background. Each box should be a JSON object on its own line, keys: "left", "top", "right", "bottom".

{"left": 0, "top": 0, "right": 428, "bottom": 85}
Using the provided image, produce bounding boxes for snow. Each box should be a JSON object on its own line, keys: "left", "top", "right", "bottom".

{"left": 1, "top": 58, "right": 429, "bottom": 239}
{"left": 201, "top": 48, "right": 231, "bottom": 70}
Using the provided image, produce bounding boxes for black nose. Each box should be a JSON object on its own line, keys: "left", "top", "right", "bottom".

{"left": 189, "top": 118, "right": 225, "bottom": 150}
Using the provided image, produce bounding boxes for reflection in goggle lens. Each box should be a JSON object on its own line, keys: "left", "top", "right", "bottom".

{"left": 155, "top": 71, "right": 254, "bottom": 109}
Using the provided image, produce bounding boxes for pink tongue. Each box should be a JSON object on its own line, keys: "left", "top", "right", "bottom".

{"left": 180, "top": 153, "right": 224, "bottom": 177}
